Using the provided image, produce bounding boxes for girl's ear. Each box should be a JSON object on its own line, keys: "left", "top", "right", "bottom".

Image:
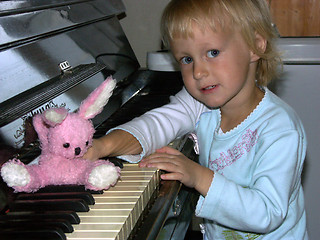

{"left": 250, "top": 32, "right": 267, "bottom": 62}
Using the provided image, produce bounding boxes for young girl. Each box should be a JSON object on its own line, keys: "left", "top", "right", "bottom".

{"left": 85, "top": 0, "right": 308, "bottom": 239}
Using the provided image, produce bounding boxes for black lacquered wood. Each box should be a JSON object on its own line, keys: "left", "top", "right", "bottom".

{"left": 9, "top": 198, "right": 89, "bottom": 212}
{"left": 16, "top": 191, "right": 95, "bottom": 205}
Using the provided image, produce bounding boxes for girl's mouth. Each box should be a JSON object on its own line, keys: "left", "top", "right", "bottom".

{"left": 201, "top": 85, "right": 217, "bottom": 92}
{"left": 204, "top": 85, "right": 216, "bottom": 90}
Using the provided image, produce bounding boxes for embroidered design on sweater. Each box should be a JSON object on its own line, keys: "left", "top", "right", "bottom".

{"left": 222, "top": 230, "right": 261, "bottom": 239}
{"left": 209, "top": 129, "right": 258, "bottom": 173}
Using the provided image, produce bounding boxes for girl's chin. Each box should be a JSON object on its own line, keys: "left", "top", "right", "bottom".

{"left": 199, "top": 99, "right": 223, "bottom": 109}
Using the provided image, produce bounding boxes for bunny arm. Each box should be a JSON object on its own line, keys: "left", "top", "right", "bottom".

{"left": 1, "top": 158, "right": 42, "bottom": 193}
{"left": 85, "top": 160, "right": 121, "bottom": 191}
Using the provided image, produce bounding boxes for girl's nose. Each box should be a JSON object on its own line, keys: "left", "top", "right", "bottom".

{"left": 193, "top": 61, "right": 208, "bottom": 80}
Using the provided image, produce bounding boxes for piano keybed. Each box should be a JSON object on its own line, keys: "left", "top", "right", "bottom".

{"left": 1, "top": 163, "right": 160, "bottom": 240}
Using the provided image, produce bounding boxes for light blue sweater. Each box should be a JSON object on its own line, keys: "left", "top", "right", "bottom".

{"left": 112, "top": 87, "right": 308, "bottom": 239}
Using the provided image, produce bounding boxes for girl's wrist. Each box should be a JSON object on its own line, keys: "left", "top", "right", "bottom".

{"left": 195, "top": 165, "right": 214, "bottom": 197}
{"left": 92, "top": 137, "right": 112, "bottom": 159}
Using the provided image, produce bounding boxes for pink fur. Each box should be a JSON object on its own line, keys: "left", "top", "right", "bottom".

{"left": 1, "top": 77, "right": 120, "bottom": 193}
{"left": 79, "top": 77, "right": 116, "bottom": 119}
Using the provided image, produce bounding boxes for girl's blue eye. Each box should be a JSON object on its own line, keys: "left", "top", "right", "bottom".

{"left": 207, "top": 49, "right": 220, "bottom": 58}
{"left": 181, "top": 56, "right": 193, "bottom": 64}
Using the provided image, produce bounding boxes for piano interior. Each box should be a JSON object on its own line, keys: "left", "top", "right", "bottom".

{"left": 0, "top": 1, "right": 200, "bottom": 239}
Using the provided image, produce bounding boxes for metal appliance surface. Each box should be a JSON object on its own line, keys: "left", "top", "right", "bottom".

{"left": 271, "top": 37, "right": 320, "bottom": 240}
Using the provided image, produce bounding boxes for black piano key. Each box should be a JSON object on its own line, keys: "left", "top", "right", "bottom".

{"left": 16, "top": 191, "right": 95, "bottom": 205}
{"left": 1, "top": 210, "right": 80, "bottom": 224}
{"left": 104, "top": 157, "right": 124, "bottom": 168}
{"left": 1, "top": 227, "right": 66, "bottom": 240}
{"left": 9, "top": 198, "right": 89, "bottom": 212}
{"left": 0, "top": 217, "right": 73, "bottom": 233}
{"left": 36, "top": 185, "right": 103, "bottom": 194}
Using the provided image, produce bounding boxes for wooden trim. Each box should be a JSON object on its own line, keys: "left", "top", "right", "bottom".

{"left": 268, "top": 0, "right": 320, "bottom": 36}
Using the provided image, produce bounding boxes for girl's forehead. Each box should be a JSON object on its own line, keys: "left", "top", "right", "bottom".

{"left": 170, "top": 18, "right": 235, "bottom": 41}
{"left": 170, "top": 23, "right": 236, "bottom": 45}
{"left": 170, "top": 29, "right": 240, "bottom": 56}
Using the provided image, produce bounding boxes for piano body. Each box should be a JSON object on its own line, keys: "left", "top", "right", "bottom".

{"left": 0, "top": 1, "right": 198, "bottom": 239}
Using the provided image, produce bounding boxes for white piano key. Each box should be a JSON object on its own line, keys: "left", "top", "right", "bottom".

{"left": 78, "top": 216, "right": 128, "bottom": 223}
{"left": 66, "top": 231, "right": 119, "bottom": 240}
{"left": 77, "top": 209, "right": 132, "bottom": 217}
{"left": 67, "top": 164, "right": 160, "bottom": 240}
{"left": 90, "top": 203, "right": 135, "bottom": 210}
{"left": 93, "top": 192, "right": 142, "bottom": 198}
{"left": 74, "top": 223, "right": 124, "bottom": 231}
{"left": 93, "top": 197, "right": 139, "bottom": 203}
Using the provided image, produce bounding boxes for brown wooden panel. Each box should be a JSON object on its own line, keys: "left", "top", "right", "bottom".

{"left": 268, "top": 0, "right": 320, "bottom": 36}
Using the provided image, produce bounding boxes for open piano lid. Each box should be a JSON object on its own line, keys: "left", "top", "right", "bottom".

{"left": 0, "top": 0, "right": 140, "bottom": 148}
{"left": 0, "top": 2, "right": 196, "bottom": 239}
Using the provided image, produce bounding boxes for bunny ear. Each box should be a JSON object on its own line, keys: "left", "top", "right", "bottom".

{"left": 78, "top": 76, "right": 116, "bottom": 120}
{"left": 42, "top": 108, "right": 68, "bottom": 127}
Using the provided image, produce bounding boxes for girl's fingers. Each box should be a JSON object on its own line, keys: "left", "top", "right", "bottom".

{"left": 139, "top": 156, "right": 176, "bottom": 168}
{"left": 156, "top": 146, "right": 181, "bottom": 155}
{"left": 141, "top": 153, "right": 176, "bottom": 165}
{"left": 146, "top": 161, "right": 179, "bottom": 172}
{"left": 160, "top": 172, "right": 183, "bottom": 181}
{"left": 139, "top": 147, "right": 185, "bottom": 169}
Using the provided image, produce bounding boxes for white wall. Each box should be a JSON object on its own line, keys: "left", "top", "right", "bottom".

{"left": 120, "top": 0, "right": 170, "bottom": 68}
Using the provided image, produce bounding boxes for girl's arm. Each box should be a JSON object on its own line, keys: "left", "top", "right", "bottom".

{"left": 84, "top": 129, "right": 142, "bottom": 160}
{"left": 196, "top": 130, "right": 306, "bottom": 233}
{"left": 85, "top": 87, "right": 208, "bottom": 162}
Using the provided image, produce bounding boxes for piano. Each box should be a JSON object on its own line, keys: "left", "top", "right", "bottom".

{"left": 0, "top": 1, "right": 198, "bottom": 239}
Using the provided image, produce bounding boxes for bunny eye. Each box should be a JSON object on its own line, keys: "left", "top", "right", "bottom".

{"left": 63, "top": 143, "right": 70, "bottom": 148}
{"left": 86, "top": 141, "right": 89, "bottom": 146}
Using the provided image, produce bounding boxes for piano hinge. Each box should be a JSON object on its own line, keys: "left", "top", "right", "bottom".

{"left": 59, "top": 60, "right": 72, "bottom": 73}
{"left": 0, "top": 62, "right": 107, "bottom": 127}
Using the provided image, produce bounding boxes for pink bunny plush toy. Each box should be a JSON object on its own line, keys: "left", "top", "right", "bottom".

{"left": 1, "top": 76, "right": 120, "bottom": 192}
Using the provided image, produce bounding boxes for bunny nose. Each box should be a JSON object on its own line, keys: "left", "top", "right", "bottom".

{"left": 75, "top": 147, "right": 81, "bottom": 156}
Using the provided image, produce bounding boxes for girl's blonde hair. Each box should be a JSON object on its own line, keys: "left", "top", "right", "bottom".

{"left": 161, "top": 0, "right": 282, "bottom": 86}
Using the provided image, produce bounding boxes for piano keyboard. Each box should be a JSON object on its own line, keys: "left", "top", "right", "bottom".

{"left": 65, "top": 163, "right": 160, "bottom": 240}
{"left": 0, "top": 163, "right": 160, "bottom": 240}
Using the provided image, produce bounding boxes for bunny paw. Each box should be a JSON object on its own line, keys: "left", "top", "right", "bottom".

{"left": 1, "top": 161, "right": 31, "bottom": 187}
{"left": 88, "top": 164, "right": 120, "bottom": 190}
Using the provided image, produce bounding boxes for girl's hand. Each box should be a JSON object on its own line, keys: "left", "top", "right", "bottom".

{"left": 139, "top": 146, "right": 214, "bottom": 196}
{"left": 83, "top": 139, "right": 105, "bottom": 161}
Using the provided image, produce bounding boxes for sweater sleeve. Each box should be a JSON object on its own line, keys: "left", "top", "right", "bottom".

{"left": 108, "top": 87, "right": 207, "bottom": 162}
{"left": 196, "top": 129, "right": 306, "bottom": 233}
